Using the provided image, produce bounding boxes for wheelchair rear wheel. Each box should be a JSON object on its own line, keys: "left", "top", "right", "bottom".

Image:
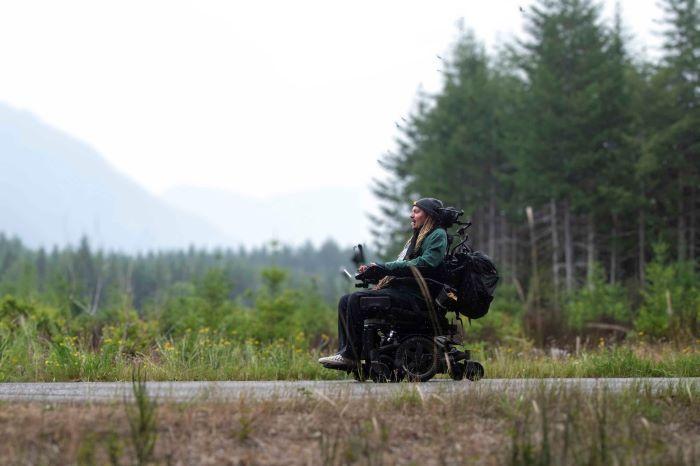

{"left": 397, "top": 336, "right": 439, "bottom": 382}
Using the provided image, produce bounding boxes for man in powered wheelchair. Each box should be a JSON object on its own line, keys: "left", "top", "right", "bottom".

{"left": 318, "top": 198, "right": 498, "bottom": 383}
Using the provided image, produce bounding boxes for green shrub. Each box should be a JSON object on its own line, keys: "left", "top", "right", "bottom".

{"left": 158, "top": 273, "right": 242, "bottom": 338}
{"left": 564, "top": 265, "right": 631, "bottom": 330}
{"left": 156, "top": 267, "right": 334, "bottom": 348}
{"left": 260, "top": 267, "right": 287, "bottom": 296}
{"left": 635, "top": 243, "right": 699, "bottom": 339}
{"left": 101, "top": 309, "right": 160, "bottom": 356}
{"left": 290, "top": 286, "right": 336, "bottom": 346}
{"left": 226, "top": 268, "right": 334, "bottom": 346}
{"left": 0, "top": 295, "right": 68, "bottom": 339}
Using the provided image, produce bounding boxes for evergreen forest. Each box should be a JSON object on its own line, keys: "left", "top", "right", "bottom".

{"left": 372, "top": 0, "right": 699, "bottom": 343}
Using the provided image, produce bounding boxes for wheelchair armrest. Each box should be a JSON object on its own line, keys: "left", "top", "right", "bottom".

{"left": 388, "top": 277, "right": 448, "bottom": 289}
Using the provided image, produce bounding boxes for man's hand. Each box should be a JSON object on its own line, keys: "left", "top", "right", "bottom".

{"left": 358, "top": 262, "right": 377, "bottom": 274}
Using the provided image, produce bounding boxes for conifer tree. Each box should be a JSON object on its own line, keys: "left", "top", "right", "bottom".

{"left": 642, "top": 0, "right": 699, "bottom": 261}
{"left": 517, "top": 0, "right": 621, "bottom": 290}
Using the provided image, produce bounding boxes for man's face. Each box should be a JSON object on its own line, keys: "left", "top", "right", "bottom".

{"left": 411, "top": 205, "right": 427, "bottom": 229}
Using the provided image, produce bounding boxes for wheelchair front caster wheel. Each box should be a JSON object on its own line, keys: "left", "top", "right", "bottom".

{"left": 449, "top": 361, "right": 466, "bottom": 380}
{"left": 369, "top": 355, "right": 405, "bottom": 383}
{"left": 464, "top": 361, "right": 484, "bottom": 381}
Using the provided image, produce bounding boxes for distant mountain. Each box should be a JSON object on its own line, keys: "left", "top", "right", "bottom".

{"left": 162, "top": 186, "right": 374, "bottom": 248}
{"left": 0, "top": 102, "right": 231, "bottom": 251}
{"left": 0, "top": 102, "right": 377, "bottom": 252}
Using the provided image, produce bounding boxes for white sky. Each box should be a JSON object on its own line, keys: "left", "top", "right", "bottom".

{"left": 0, "top": 0, "right": 664, "bottom": 199}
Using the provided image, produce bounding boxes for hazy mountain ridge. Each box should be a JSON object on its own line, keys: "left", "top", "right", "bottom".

{"left": 0, "top": 102, "right": 372, "bottom": 251}
{"left": 0, "top": 102, "right": 232, "bottom": 251}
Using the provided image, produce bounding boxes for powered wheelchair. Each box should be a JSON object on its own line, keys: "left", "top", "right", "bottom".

{"left": 331, "top": 271, "right": 485, "bottom": 383}
{"left": 325, "top": 207, "right": 492, "bottom": 382}
{"left": 322, "top": 207, "right": 493, "bottom": 383}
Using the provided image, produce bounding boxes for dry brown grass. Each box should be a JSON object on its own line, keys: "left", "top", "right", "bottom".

{"left": 0, "top": 383, "right": 698, "bottom": 465}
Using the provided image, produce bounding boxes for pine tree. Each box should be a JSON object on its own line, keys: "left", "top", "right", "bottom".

{"left": 642, "top": 0, "right": 700, "bottom": 261}
{"left": 517, "top": 0, "right": 621, "bottom": 290}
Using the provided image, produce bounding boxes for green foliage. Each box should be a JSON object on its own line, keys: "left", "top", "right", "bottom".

{"left": 370, "top": 0, "right": 699, "bottom": 342}
{"left": 261, "top": 267, "right": 287, "bottom": 295}
{"left": 196, "top": 268, "right": 232, "bottom": 308}
{"left": 635, "top": 243, "right": 700, "bottom": 338}
{"left": 156, "top": 267, "right": 334, "bottom": 347}
{"left": 158, "top": 270, "right": 240, "bottom": 338}
{"left": 519, "top": 0, "right": 617, "bottom": 210}
{"left": 0, "top": 295, "right": 67, "bottom": 338}
{"left": 101, "top": 310, "right": 160, "bottom": 356}
{"left": 0, "top": 315, "right": 44, "bottom": 381}
{"left": 372, "top": 32, "right": 520, "bottom": 258}
{"left": 0, "top": 264, "right": 339, "bottom": 382}
{"left": 565, "top": 265, "right": 631, "bottom": 330}
{"left": 0, "top": 233, "right": 354, "bottom": 317}
{"left": 251, "top": 288, "right": 302, "bottom": 341}
{"left": 235, "top": 269, "right": 335, "bottom": 345}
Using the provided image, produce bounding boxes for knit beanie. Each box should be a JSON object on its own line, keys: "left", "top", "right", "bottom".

{"left": 413, "top": 198, "right": 444, "bottom": 220}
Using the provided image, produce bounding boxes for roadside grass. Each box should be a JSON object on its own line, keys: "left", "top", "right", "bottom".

{"left": 0, "top": 321, "right": 698, "bottom": 382}
{"left": 480, "top": 343, "right": 700, "bottom": 379}
{"left": 0, "top": 382, "right": 697, "bottom": 465}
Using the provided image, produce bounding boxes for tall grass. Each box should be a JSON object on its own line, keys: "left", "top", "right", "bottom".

{"left": 482, "top": 344, "right": 700, "bottom": 378}
{"left": 1, "top": 312, "right": 698, "bottom": 382}
{"left": 505, "top": 382, "right": 698, "bottom": 465}
{"left": 1, "top": 336, "right": 697, "bottom": 382}
{"left": 0, "top": 323, "right": 344, "bottom": 381}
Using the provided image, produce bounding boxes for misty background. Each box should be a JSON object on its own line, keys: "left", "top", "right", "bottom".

{"left": 0, "top": 102, "right": 369, "bottom": 250}
{"left": 0, "top": 0, "right": 663, "bottom": 253}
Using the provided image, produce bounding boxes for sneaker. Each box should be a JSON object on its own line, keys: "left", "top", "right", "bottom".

{"left": 318, "top": 353, "right": 355, "bottom": 367}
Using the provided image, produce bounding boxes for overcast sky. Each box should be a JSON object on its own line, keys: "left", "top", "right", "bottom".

{"left": 0, "top": 0, "right": 664, "bottom": 200}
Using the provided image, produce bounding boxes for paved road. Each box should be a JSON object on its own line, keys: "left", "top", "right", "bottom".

{"left": 0, "top": 378, "right": 697, "bottom": 403}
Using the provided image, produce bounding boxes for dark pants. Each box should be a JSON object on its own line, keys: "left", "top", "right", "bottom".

{"left": 337, "top": 289, "right": 425, "bottom": 361}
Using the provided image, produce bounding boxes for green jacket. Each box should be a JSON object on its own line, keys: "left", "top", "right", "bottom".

{"left": 380, "top": 228, "right": 448, "bottom": 301}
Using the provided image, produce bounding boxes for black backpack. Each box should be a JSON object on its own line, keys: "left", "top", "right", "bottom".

{"left": 443, "top": 250, "right": 499, "bottom": 320}
{"left": 427, "top": 206, "right": 500, "bottom": 319}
